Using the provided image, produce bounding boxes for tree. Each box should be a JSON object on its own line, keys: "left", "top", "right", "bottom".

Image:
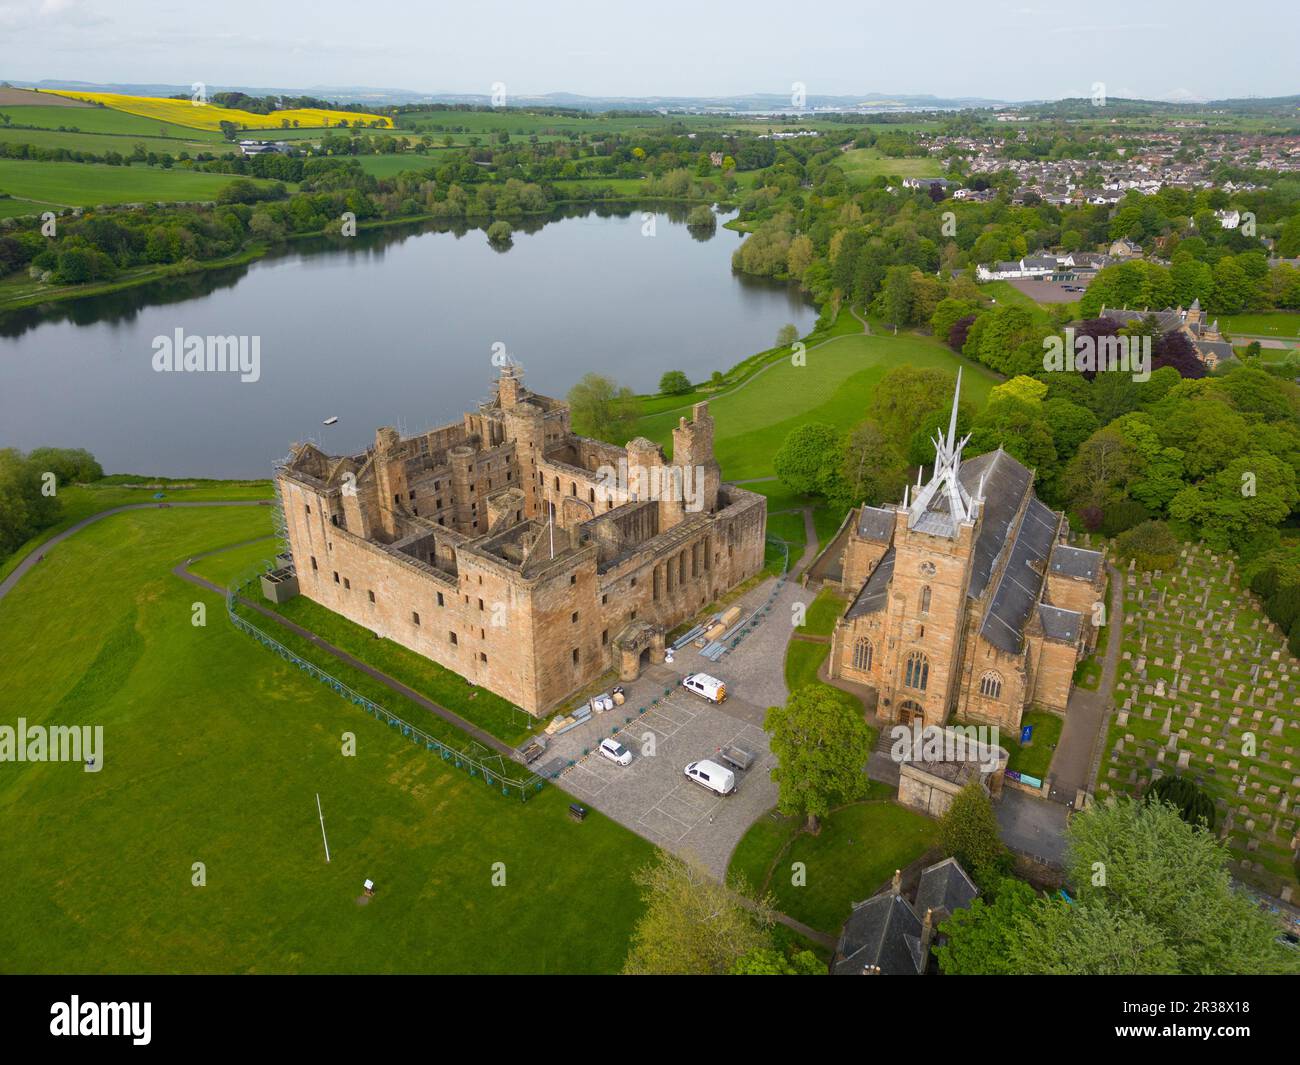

{"left": 658, "top": 370, "right": 692, "bottom": 396}
{"left": 934, "top": 877, "right": 1038, "bottom": 975}
{"left": 623, "top": 851, "right": 772, "bottom": 975}
{"left": 1144, "top": 775, "right": 1216, "bottom": 830}
{"left": 1059, "top": 798, "right": 1298, "bottom": 974}
{"left": 24, "top": 447, "right": 102, "bottom": 485}
{"left": 0, "top": 448, "right": 62, "bottom": 555}
{"left": 729, "top": 947, "right": 823, "bottom": 975}
{"left": 485, "top": 220, "right": 512, "bottom": 246}
{"left": 686, "top": 204, "right": 716, "bottom": 231}
{"left": 765, "top": 685, "right": 874, "bottom": 832}
{"left": 841, "top": 420, "right": 908, "bottom": 507}
{"left": 774, "top": 423, "right": 841, "bottom": 498}
{"left": 938, "top": 780, "right": 1009, "bottom": 888}
{"left": 566, "top": 373, "right": 641, "bottom": 443}
{"left": 1114, "top": 520, "right": 1180, "bottom": 571}
{"left": 1013, "top": 899, "right": 1179, "bottom": 975}
{"left": 870, "top": 366, "right": 956, "bottom": 446}
{"left": 775, "top": 323, "right": 799, "bottom": 348}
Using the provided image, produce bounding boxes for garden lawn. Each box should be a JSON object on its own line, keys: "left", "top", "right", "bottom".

{"left": 1004, "top": 711, "right": 1062, "bottom": 780}
{"left": 784, "top": 639, "right": 831, "bottom": 692}
{"left": 0, "top": 507, "right": 653, "bottom": 973}
{"left": 731, "top": 797, "right": 935, "bottom": 935}
{"left": 632, "top": 331, "right": 999, "bottom": 481}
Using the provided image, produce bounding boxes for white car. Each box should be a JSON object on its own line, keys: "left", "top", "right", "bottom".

{"left": 598, "top": 737, "right": 633, "bottom": 766}
{"left": 682, "top": 672, "right": 727, "bottom": 703}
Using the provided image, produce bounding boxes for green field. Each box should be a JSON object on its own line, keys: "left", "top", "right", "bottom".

{"left": 784, "top": 639, "right": 832, "bottom": 691}
{"left": 634, "top": 331, "right": 1000, "bottom": 480}
{"left": 0, "top": 195, "right": 43, "bottom": 218}
{"left": 0, "top": 124, "right": 220, "bottom": 157}
{"left": 0, "top": 103, "right": 225, "bottom": 140}
{"left": 350, "top": 153, "right": 436, "bottom": 178}
{"left": 838, "top": 147, "right": 942, "bottom": 184}
{"left": 0, "top": 507, "right": 655, "bottom": 972}
{"left": 0, "top": 158, "right": 278, "bottom": 207}
{"left": 728, "top": 795, "right": 936, "bottom": 935}
{"left": 1220, "top": 312, "right": 1300, "bottom": 339}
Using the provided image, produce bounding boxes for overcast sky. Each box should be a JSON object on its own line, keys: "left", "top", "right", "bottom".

{"left": 2, "top": 0, "right": 1296, "bottom": 103}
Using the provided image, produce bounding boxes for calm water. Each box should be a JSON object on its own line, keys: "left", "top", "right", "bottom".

{"left": 0, "top": 205, "right": 814, "bottom": 478}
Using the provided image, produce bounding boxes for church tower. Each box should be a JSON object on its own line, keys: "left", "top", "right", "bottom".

{"left": 877, "top": 370, "right": 984, "bottom": 729}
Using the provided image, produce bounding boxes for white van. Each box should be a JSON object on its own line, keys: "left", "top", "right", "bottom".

{"left": 684, "top": 759, "right": 736, "bottom": 796}
{"left": 682, "top": 673, "right": 727, "bottom": 703}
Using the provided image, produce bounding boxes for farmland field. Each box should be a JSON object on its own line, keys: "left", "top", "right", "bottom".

{"left": 0, "top": 196, "right": 44, "bottom": 218}
{"left": 0, "top": 506, "right": 655, "bottom": 973}
{"left": 0, "top": 125, "right": 220, "bottom": 157}
{"left": 0, "top": 158, "right": 278, "bottom": 206}
{"left": 45, "top": 90, "right": 393, "bottom": 131}
{"left": 632, "top": 330, "right": 1000, "bottom": 481}
{"left": 0, "top": 102, "right": 225, "bottom": 140}
{"left": 839, "top": 147, "right": 942, "bottom": 184}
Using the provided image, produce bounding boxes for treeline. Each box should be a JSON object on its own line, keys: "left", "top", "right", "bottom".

{"left": 0, "top": 447, "right": 102, "bottom": 557}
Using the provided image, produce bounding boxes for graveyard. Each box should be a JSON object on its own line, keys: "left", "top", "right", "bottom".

{"left": 1098, "top": 542, "right": 1300, "bottom": 901}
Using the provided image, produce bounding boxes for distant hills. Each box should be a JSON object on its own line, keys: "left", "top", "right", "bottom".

{"left": 5, "top": 79, "right": 1298, "bottom": 115}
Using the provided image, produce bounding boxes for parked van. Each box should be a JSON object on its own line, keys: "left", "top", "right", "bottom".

{"left": 682, "top": 673, "right": 727, "bottom": 703}
{"left": 684, "top": 759, "right": 736, "bottom": 796}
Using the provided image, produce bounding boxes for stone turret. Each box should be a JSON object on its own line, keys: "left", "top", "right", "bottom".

{"left": 669, "top": 402, "right": 721, "bottom": 519}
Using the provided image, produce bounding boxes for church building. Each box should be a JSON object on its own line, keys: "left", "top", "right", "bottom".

{"left": 827, "top": 371, "right": 1106, "bottom": 735}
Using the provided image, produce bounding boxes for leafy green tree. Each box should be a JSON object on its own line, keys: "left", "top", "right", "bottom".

{"left": 774, "top": 422, "right": 841, "bottom": 498}
{"left": 658, "top": 370, "right": 692, "bottom": 396}
{"left": 0, "top": 448, "right": 61, "bottom": 555}
{"left": 1013, "top": 898, "right": 1179, "bottom": 975}
{"left": 938, "top": 780, "right": 1009, "bottom": 888}
{"left": 623, "top": 851, "right": 773, "bottom": 975}
{"left": 729, "top": 947, "right": 824, "bottom": 975}
{"left": 870, "top": 366, "right": 956, "bottom": 446}
{"left": 935, "top": 877, "right": 1038, "bottom": 975}
{"left": 566, "top": 373, "right": 641, "bottom": 443}
{"left": 841, "top": 420, "right": 908, "bottom": 507}
{"left": 1114, "top": 520, "right": 1181, "bottom": 571}
{"left": 765, "top": 685, "right": 874, "bottom": 832}
{"left": 775, "top": 323, "right": 799, "bottom": 348}
{"left": 24, "top": 447, "right": 102, "bottom": 485}
{"left": 1060, "top": 798, "right": 1298, "bottom": 974}
{"left": 1145, "top": 775, "right": 1216, "bottom": 830}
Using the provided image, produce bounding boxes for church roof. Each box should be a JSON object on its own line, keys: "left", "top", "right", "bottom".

{"left": 857, "top": 506, "right": 895, "bottom": 542}
{"left": 833, "top": 893, "right": 925, "bottom": 976}
{"left": 979, "top": 496, "right": 1059, "bottom": 653}
{"left": 960, "top": 449, "right": 1034, "bottom": 602}
{"left": 915, "top": 857, "right": 980, "bottom": 920}
{"left": 1039, "top": 603, "right": 1083, "bottom": 643}
{"left": 1049, "top": 544, "right": 1102, "bottom": 580}
{"left": 845, "top": 546, "right": 895, "bottom": 619}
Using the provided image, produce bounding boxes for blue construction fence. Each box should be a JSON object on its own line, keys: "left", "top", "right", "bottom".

{"left": 226, "top": 568, "right": 545, "bottom": 802}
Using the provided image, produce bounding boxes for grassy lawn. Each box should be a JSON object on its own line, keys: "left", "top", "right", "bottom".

{"left": 1003, "top": 710, "right": 1062, "bottom": 779}
{"left": 351, "top": 154, "right": 436, "bottom": 178}
{"left": 633, "top": 331, "right": 1000, "bottom": 481}
{"left": 264, "top": 593, "right": 536, "bottom": 747}
{"left": 784, "top": 639, "right": 831, "bottom": 691}
{"left": 801, "top": 587, "right": 847, "bottom": 636}
{"left": 1220, "top": 311, "right": 1300, "bottom": 338}
{"left": 0, "top": 158, "right": 277, "bottom": 207}
{"left": 978, "top": 280, "right": 1056, "bottom": 329}
{"left": 0, "top": 506, "right": 654, "bottom": 972}
{"left": 839, "top": 148, "right": 941, "bottom": 184}
{"left": 0, "top": 196, "right": 44, "bottom": 218}
{"left": 765, "top": 510, "right": 807, "bottom": 557}
{"left": 730, "top": 796, "right": 937, "bottom": 935}
{"left": 0, "top": 479, "right": 274, "bottom": 583}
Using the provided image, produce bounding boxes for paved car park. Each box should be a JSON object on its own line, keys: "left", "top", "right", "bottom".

{"left": 543, "top": 660, "right": 778, "bottom": 877}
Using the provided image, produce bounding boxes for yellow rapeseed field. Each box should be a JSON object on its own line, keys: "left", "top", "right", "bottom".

{"left": 45, "top": 90, "right": 393, "bottom": 131}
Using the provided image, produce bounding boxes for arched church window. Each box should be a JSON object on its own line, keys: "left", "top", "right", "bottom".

{"left": 904, "top": 651, "right": 929, "bottom": 691}
{"left": 979, "top": 671, "right": 1003, "bottom": 699}
{"left": 852, "top": 637, "right": 873, "bottom": 672}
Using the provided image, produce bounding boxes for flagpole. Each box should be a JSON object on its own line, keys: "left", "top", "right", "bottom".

{"left": 316, "top": 792, "right": 331, "bottom": 863}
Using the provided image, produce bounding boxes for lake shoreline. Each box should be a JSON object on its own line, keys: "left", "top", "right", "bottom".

{"left": 0, "top": 192, "right": 732, "bottom": 316}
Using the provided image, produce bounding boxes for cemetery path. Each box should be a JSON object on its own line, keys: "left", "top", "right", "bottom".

{"left": 1049, "top": 562, "right": 1124, "bottom": 805}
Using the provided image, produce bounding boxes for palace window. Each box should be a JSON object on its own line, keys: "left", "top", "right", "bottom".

{"left": 852, "top": 637, "right": 873, "bottom": 672}
{"left": 979, "top": 671, "right": 1003, "bottom": 699}
{"left": 920, "top": 586, "right": 931, "bottom": 614}
{"left": 904, "top": 651, "right": 929, "bottom": 691}
{"left": 412, "top": 611, "right": 420, "bottom": 626}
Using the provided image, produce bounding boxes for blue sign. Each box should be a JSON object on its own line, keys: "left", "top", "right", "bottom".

{"left": 1021, "top": 725, "right": 1033, "bottom": 744}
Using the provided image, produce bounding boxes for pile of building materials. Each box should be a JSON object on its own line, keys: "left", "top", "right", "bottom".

{"left": 544, "top": 702, "right": 593, "bottom": 736}
{"left": 700, "top": 577, "right": 787, "bottom": 662}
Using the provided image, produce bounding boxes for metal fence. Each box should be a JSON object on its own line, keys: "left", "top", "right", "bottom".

{"left": 226, "top": 569, "right": 545, "bottom": 802}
